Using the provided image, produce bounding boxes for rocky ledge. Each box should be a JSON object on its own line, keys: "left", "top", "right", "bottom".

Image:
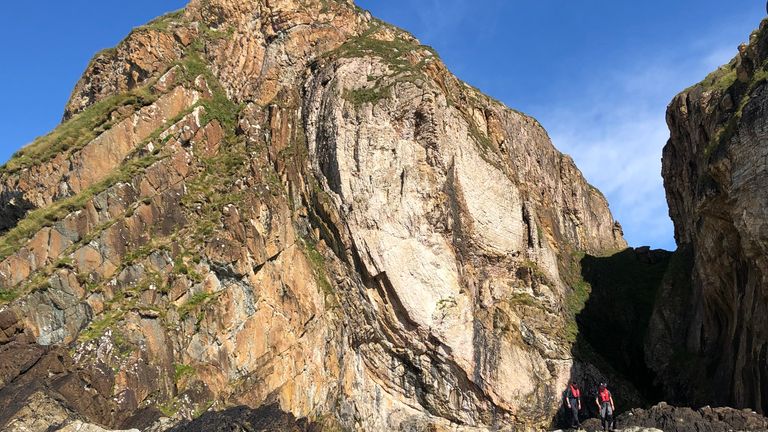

{"left": 576, "top": 403, "right": 768, "bottom": 432}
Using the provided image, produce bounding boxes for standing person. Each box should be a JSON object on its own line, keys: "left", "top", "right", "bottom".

{"left": 564, "top": 381, "right": 582, "bottom": 429}
{"left": 595, "top": 383, "right": 615, "bottom": 432}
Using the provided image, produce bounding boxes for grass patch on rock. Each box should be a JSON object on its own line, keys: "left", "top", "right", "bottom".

{"left": 174, "top": 363, "right": 195, "bottom": 383}
{"left": 2, "top": 87, "right": 156, "bottom": 175}
{"left": 178, "top": 291, "right": 216, "bottom": 320}
{"left": 0, "top": 289, "right": 18, "bottom": 305}
{"left": 79, "top": 310, "right": 126, "bottom": 343}
{"left": 331, "top": 20, "right": 438, "bottom": 107}
{"left": 142, "top": 9, "right": 185, "bottom": 32}
{"left": 300, "top": 236, "right": 335, "bottom": 307}
{"left": 0, "top": 148, "right": 167, "bottom": 262}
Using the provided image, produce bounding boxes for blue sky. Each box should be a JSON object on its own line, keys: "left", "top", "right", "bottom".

{"left": 1, "top": 1, "right": 764, "bottom": 250}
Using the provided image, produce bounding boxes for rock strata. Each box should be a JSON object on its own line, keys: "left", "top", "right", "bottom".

{"left": 649, "top": 17, "right": 768, "bottom": 414}
{"left": 0, "top": 0, "right": 628, "bottom": 430}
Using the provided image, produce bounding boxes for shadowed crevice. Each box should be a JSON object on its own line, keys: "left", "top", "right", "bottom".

{"left": 0, "top": 191, "right": 36, "bottom": 235}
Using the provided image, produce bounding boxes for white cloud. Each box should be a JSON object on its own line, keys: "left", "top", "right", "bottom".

{"left": 411, "top": 0, "right": 471, "bottom": 38}
{"left": 537, "top": 41, "right": 740, "bottom": 250}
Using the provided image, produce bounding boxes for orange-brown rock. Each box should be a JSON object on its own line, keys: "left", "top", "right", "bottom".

{"left": 0, "top": 1, "right": 628, "bottom": 431}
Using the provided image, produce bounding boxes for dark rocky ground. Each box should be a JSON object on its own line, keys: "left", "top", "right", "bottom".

{"left": 572, "top": 402, "right": 768, "bottom": 432}
{"left": 169, "top": 401, "right": 768, "bottom": 432}
{"left": 166, "top": 404, "right": 324, "bottom": 432}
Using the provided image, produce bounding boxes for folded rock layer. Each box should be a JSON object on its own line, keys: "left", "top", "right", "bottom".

{"left": 0, "top": 1, "right": 626, "bottom": 430}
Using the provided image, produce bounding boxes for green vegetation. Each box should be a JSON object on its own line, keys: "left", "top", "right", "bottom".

{"left": 0, "top": 149, "right": 166, "bottom": 262}
{"left": 465, "top": 120, "right": 494, "bottom": 151}
{"left": 436, "top": 296, "right": 457, "bottom": 310}
{"left": 193, "top": 400, "right": 215, "bottom": 419}
{"left": 333, "top": 28, "right": 425, "bottom": 71}
{"left": 330, "top": 20, "right": 438, "bottom": 107}
{"left": 0, "top": 73, "right": 202, "bottom": 264}
{"left": 558, "top": 250, "right": 592, "bottom": 342}
{"left": 0, "top": 290, "right": 18, "bottom": 304}
{"left": 343, "top": 86, "right": 392, "bottom": 106}
{"left": 564, "top": 279, "right": 591, "bottom": 328}
{"left": 301, "top": 236, "right": 335, "bottom": 307}
{"left": 141, "top": 9, "right": 185, "bottom": 32}
{"left": 93, "top": 47, "right": 117, "bottom": 59}
{"left": 174, "top": 51, "right": 241, "bottom": 131}
{"left": 178, "top": 92, "right": 247, "bottom": 246}
{"left": 1, "top": 6, "right": 265, "bottom": 349}
{"left": 131, "top": 272, "right": 165, "bottom": 295}
{"left": 179, "top": 54, "right": 208, "bottom": 84}
{"left": 2, "top": 0, "right": 231, "bottom": 177}
{"left": 1, "top": 88, "right": 156, "bottom": 175}
{"left": 700, "top": 64, "right": 738, "bottom": 93}
{"left": 175, "top": 51, "right": 247, "bottom": 217}
{"left": 705, "top": 65, "right": 768, "bottom": 156}
{"left": 519, "top": 259, "right": 552, "bottom": 286}
{"left": 0, "top": 10, "right": 274, "bottom": 283}
{"left": 201, "top": 84, "right": 240, "bottom": 130}
{"left": 690, "top": 26, "right": 768, "bottom": 157}
{"left": 174, "top": 363, "right": 195, "bottom": 383}
{"left": 178, "top": 291, "right": 215, "bottom": 319}
{"left": 55, "top": 257, "right": 75, "bottom": 269}
{"left": 507, "top": 292, "right": 538, "bottom": 308}
{"left": 157, "top": 400, "right": 179, "bottom": 417}
{"left": 122, "top": 243, "right": 157, "bottom": 266}
{"left": 173, "top": 253, "right": 204, "bottom": 282}
{"left": 112, "top": 330, "right": 135, "bottom": 358}
{"left": 84, "top": 218, "right": 130, "bottom": 255}
{"left": 181, "top": 143, "right": 249, "bottom": 245}
{"left": 200, "top": 24, "right": 236, "bottom": 41}
{"left": 79, "top": 310, "right": 126, "bottom": 343}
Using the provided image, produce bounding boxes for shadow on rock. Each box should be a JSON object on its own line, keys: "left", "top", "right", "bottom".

{"left": 552, "top": 247, "right": 673, "bottom": 429}
{"left": 576, "top": 247, "right": 670, "bottom": 402}
{"left": 0, "top": 190, "right": 35, "bottom": 234}
{"left": 166, "top": 404, "right": 323, "bottom": 432}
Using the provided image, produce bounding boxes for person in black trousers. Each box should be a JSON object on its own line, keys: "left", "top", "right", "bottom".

{"left": 565, "top": 381, "right": 582, "bottom": 429}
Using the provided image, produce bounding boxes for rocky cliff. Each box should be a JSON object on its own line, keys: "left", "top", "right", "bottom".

{"left": 649, "top": 17, "right": 768, "bottom": 414}
{"left": 0, "top": 1, "right": 626, "bottom": 430}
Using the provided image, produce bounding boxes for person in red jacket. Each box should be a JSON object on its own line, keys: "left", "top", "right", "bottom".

{"left": 564, "top": 381, "right": 582, "bottom": 429}
{"left": 595, "top": 383, "right": 615, "bottom": 431}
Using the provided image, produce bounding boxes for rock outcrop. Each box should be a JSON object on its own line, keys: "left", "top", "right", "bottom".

{"left": 0, "top": 0, "right": 626, "bottom": 430}
{"left": 579, "top": 402, "right": 768, "bottom": 432}
{"left": 648, "top": 17, "right": 768, "bottom": 414}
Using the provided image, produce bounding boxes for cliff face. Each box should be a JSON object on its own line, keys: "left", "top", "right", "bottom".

{"left": 0, "top": 1, "right": 625, "bottom": 430}
{"left": 649, "top": 18, "right": 768, "bottom": 413}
